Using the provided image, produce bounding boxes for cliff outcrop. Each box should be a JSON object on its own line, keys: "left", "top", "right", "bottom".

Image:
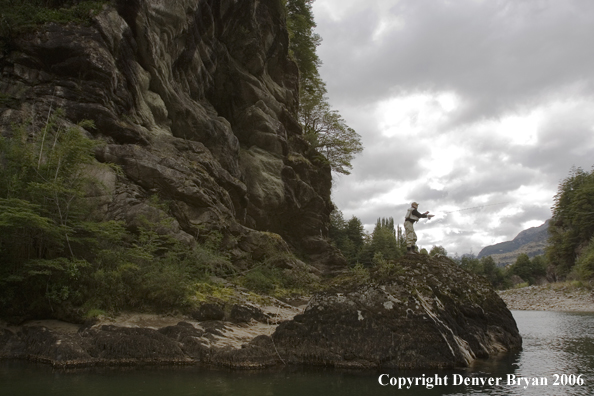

{"left": 0, "top": 0, "right": 343, "bottom": 273}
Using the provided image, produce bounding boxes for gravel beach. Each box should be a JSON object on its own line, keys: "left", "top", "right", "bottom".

{"left": 498, "top": 284, "right": 594, "bottom": 312}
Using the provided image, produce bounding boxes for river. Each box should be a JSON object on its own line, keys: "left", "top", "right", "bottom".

{"left": 2, "top": 310, "right": 594, "bottom": 395}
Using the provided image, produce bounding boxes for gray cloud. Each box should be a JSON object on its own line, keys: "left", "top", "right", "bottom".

{"left": 316, "top": 0, "right": 594, "bottom": 254}
{"left": 317, "top": 0, "right": 594, "bottom": 120}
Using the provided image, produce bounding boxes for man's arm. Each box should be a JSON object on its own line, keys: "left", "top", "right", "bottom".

{"left": 412, "top": 209, "right": 428, "bottom": 219}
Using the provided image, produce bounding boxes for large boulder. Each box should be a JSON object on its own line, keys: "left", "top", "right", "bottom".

{"left": 266, "top": 254, "right": 522, "bottom": 369}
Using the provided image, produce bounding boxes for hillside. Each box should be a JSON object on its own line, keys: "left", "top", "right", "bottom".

{"left": 478, "top": 220, "right": 550, "bottom": 266}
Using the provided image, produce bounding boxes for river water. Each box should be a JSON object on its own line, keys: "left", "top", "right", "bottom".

{"left": 2, "top": 310, "right": 594, "bottom": 396}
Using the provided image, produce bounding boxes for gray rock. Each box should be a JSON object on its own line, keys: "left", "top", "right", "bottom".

{"left": 192, "top": 304, "right": 225, "bottom": 322}
{"left": 245, "top": 255, "right": 522, "bottom": 369}
{"left": 0, "top": 0, "right": 344, "bottom": 273}
{"left": 229, "top": 304, "right": 269, "bottom": 323}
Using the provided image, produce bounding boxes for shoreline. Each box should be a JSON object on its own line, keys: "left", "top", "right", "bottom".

{"left": 5, "top": 281, "right": 584, "bottom": 369}
{"left": 497, "top": 283, "right": 594, "bottom": 312}
{"left": 0, "top": 301, "right": 306, "bottom": 369}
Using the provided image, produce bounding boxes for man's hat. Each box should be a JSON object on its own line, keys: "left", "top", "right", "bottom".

{"left": 411, "top": 202, "right": 419, "bottom": 206}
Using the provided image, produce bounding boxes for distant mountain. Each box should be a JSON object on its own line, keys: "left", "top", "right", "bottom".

{"left": 478, "top": 220, "right": 550, "bottom": 266}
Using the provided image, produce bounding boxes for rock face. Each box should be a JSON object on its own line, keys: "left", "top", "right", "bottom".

{"left": 0, "top": 0, "right": 343, "bottom": 272}
{"left": 266, "top": 254, "right": 522, "bottom": 369}
{"left": 478, "top": 220, "right": 550, "bottom": 266}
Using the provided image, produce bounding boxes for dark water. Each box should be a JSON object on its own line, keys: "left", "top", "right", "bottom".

{"left": 2, "top": 311, "right": 594, "bottom": 396}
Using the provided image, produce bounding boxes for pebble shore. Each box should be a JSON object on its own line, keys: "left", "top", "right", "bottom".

{"left": 497, "top": 284, "right": 594, "bottom": 312}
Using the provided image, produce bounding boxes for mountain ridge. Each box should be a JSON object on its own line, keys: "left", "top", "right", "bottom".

{"left": 478, "top": 219, "right": 550, "bottom": 266}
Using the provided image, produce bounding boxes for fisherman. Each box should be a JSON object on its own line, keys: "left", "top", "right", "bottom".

{"left": 404, "top": 202, "right": 434, "bottom": 254}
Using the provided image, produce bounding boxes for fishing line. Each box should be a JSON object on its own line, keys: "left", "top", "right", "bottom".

{"left": 441, "top": 201, "right": 511, "bottom": 215}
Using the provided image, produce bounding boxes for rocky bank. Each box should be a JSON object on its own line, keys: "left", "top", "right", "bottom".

{"left": 0, "top": 255, "right": 522, "bottom": 370}
{"left": 498, "top": 284, "right": 594, "bottom": 312}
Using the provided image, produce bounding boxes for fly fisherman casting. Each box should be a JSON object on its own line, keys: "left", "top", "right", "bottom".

{"left": 404, "top": 202, "right": 434, "bottom": 254}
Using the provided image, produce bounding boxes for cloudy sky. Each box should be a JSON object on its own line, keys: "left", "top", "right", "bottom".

{"left": 311, "top": 0, "right": 594, "bottom": 256}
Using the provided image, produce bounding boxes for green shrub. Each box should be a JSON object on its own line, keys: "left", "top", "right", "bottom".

{"left": 373, "top": 252, "right": 404, "bottom": 277}
{"left": 241, "top": 266, "right": 280, "bottom": 294}
{"left": 572, "top": 237, "right": 594, "bottom": 281}
{"left": 0, "top": 113, "right": 237, "bottom": 317}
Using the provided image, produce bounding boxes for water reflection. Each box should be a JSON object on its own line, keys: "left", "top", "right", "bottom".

{"left": 2, "top": 311, "right": 594, "bottom": 396}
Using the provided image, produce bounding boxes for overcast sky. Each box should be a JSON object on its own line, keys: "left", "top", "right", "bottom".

{"left": 312, "top": 0, "right": 594, "bottom": 256}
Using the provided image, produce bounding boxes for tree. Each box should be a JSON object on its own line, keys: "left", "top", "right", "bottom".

{"left": 345, "top": 216, "right": 365, "bottom": 252}
{"left": 300, "top": 94, "right": 363, "bottom": 175}
{"left": 285, "top": 0, "right": 363, "bottom": 175}
{"left": 0, "top": 113, "right": 234, "bottom": 317}
{"left": 370, "top": 217, "right": 401, "bottom": 261}
{"left": 480, "top": 256, "right": 508, "bottom": 289}
{"left": 547, "top": 166, "right": 594, "bottom": 276}
{"left": 573, "top": 236, "right": 594, "bottom": 281}
{"left": 429, "top": 245, "right": 447, "bottom": 257}
{"left": 285, "top": 0, "right": 324, "bottom": 95}
{"left": 328, "top": 210, "right": 365, "bottom": 265}
{"left": 459, "top": 255, "right": 482, "bottom": 274}
{"left": 508, "top": 253, "right": 546, "bottom": 285}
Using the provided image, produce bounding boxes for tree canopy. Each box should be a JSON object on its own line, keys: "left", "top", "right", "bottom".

{"left": 285, "top": 0, "right": 363, "bottom": 175}
{"left": 547, "top": 166, "right": 594, "bottom": 278}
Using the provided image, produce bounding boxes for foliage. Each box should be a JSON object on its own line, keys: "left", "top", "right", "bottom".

{"left": 373, "top": 252, "right": 404, "bottom": 278}
{"left": 300, "top": 91, "right": 363, "bottom": 175}
{"left": 238, "top": 262, "right": 319, "bottom": 298}
{"left": 369, "top": 218, "right": 402, "bottom": 262}
{"left": 0, "top": 114, "right": 236, "bottom": 318}
{"left": 0, "top": 111, "right": 98, "bottom": 266}
{"left": 284, "top": 0, "right": 323, "bottom": 95}
{"left": 284, "top": 0, "right": 363, "bottom": 175}
{"left": 456, "top": 254, "right": 510, "bottom": 289}
{"left": 429, "top": 245, "right": 448, "bottom": 257}
{"left": 329, "top": 210, "right": 363, "bottom": 265}
{"left": 0, "top": 0, "right": 106, "bottom": 28}
{"left": 0, "top": 0, "right": 108, "bottom": 52}
{"left": 572, "top": 237, "right": 594, "bottom": 281}
{"left": 547, "top": 166, "right": 594, "bottom": 276}
{"left": 479, "top": 256, "right": 508, "bottom": 289}
{"left": 329, "top": 211, "right": 407, "bottom": 267}
{"left": 347, "top": 262, "right": 370, "bottom": 283}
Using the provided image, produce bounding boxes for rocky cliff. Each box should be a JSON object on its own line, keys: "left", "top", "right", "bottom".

{"left": 0, "top": 0, "right": 343, "bottom": 273}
